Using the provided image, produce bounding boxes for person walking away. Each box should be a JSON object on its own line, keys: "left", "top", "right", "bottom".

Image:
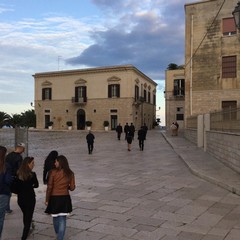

{"left": 126, "top": 131, "right": 133, "bottom": 151}
{"left": 86, "top": 131, "right": 95, "bottom": 154}
{"left": 0, "top": 146, "right": 12, "bottom": 239}
{"left": 116, "top": 123, "right": 123, "bottom": 140}
{"left": 138, "top": 127, "right": 146, "bottom": 151}
{"left": 43, "top": 150, "right": 58, "bottom": 184}
{"left": 174, "top": 121, "right": 179, "bottom": 136}
{"left": 5, "top": 143, "right": 25, "bottom": 214}
{"left": 124, "top": 123, "right": 130, "bottom": 140}
{"left": 142, "top": 123, "right": 148, "bottom": 140}
{"left": 16, "top": 157, "right": 39, "bottom": 240}
{"left": 129, "top": 123, "right": 135, "bottom": 140}
{"left": 170, "top": 122, "right": 177, "bottom": 136}
{"left": 45, "top": 155, "right": 75, "bottom": 240}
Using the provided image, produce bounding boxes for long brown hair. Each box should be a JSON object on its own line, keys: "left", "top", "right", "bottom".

{"left": 17, "top": 157, "right": 34, "bottom": 181}
{"left": 0, "top": 146, "right": 7, "bottom": 174}
{"left": 56, "top": 155, "right": 73, "bottom": 179}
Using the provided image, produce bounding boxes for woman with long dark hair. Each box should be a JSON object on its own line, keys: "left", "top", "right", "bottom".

{"left": 17, "top": 157, "right": 39, "bottom": 240}
{"left": 0, "top": 146, "right": 12, "bottom": 239}
{"left": 43, "top": 150, "right": 58, "bottom": 184}
{"left": 45, "top": 155, "right": 75, "bottom": 240}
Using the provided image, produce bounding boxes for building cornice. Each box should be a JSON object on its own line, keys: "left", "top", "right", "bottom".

{"left": 33, "top": 64, "right": 157, "bottom": 86}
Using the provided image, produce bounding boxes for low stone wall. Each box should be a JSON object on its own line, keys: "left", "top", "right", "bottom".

{"left": 206, "top": 131, "right": 240, "bottom": 174}
{"left": 185, "top": 128, "right": 240, "bottom": 174}
{"left": 184, "top": 128, "right": 197, "bottom": 145}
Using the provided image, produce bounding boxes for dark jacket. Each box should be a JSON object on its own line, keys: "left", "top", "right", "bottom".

{"left": 17, "top": 172, "right": 39, "bottom": 199}
{"left": 116, "top": 125, "right": 123, "bottom": 133}
{"left": 5, "top": 151, "right": 23, "bottom": 176}
{"left": 138, "top": 129, "right": 146, "bottom": 140}
{"left": 0, "top": 163, "right": 12, "bottom": 195}
{"left": 86, "top": 133, "right": 95, "bottom": 143}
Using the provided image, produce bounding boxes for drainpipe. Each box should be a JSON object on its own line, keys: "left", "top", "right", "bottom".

{"left": 190, "top": 14, "right": 193, "bottom": 116}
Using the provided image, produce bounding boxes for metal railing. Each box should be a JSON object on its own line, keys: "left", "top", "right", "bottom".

{"left": 186, "top": 108, "right": 240, "bottom": 132}
{"left": 210, "top": 108, "right": 240, "bottom": 132}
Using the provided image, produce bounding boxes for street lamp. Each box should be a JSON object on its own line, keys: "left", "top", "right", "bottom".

{"left": 232, "top": 1, "right": 240, "bottom": 29}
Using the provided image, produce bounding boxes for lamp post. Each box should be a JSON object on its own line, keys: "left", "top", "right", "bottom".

{"left": 232, "top": 1, "right": 240, "bottom": 29}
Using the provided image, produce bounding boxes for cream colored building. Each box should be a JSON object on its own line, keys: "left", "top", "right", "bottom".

{"left": 165, "top": 69, "right": 185, "bottom": 129}
{"left": 33, "top": 65, "right": 157, "bottom": 130}
{"left": 184, "top": 0, "right": 240, "bottom": 123}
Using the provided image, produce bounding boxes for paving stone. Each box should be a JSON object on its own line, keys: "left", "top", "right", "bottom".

{"left": 1, "top": 129, "right": 240, "bottom": 240}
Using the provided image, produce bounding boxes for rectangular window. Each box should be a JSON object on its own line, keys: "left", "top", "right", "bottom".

{"left": 42, "top": 88, "right": 52, "bottom": 100}
{"left": 173, "top": 79, "right": 185, "bottom": 96}
{"left": 108, "top": 84, "right": 120, "bottom": 98}
{"left": 176, "top": 114, "right": 184, "bottom": 121}
{"left": 222, "top": 18, "right": 236, "bottom": 36}
{"left": 143, "top": 90, "right": 147, "bottom": 101}
{"left": 222, "top": 101, "right": 237, "bottom": 120}
{"left": 110, "top": 109, "right": 118, "bottom": 113}
{"left": 148, "top": 92, "right": 151, "bottom": 103}
{"left": 135, "top": 85, "right": 139, "bottom": 101}
{"left": 75, "top": 86, "right": 87, "bottom": 102}
{"left": 153, "top": 94, "right": 156, "bottom": 105}
{"left": 222, "top": 56, "right": 236, "bottom": 78}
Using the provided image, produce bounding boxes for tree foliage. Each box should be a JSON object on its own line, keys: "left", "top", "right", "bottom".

{"left": 167, "top": 63, "right": 184, "bottom": 70}
{"left": 0, "top": 110, "right": 36, "bottom": 128}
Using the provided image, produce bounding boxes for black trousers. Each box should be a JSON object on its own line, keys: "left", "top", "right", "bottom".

{"left": 87, "top": 142, "right": 94, "bottom": 154}
{"left": 117, "top": 132, "right": 121, "bottom": 140}
{"left": 18, "top": 196, "right": 36, "bottom": 240}
{"left": 139, "top": 139, "right": 144, "bottom": 150}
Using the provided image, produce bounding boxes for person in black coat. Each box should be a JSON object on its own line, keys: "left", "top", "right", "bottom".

{"left": 124, "top": 123, "right": 130, "bottom": 140}
{"left": 129, "top": 123, "right": 135, "bottom": 140}
{"left": 116, "top": 123, "right": 123, "bottom": 140}
{"left": 86, "top": 131, "right": 95, "bottom": 154}
{"left": 138, "top": 126, "right": 146, "bottom": 151}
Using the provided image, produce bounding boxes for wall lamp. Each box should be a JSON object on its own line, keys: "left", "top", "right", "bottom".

{"left": 232, "top": 1, "right": 240, "bottom": 29}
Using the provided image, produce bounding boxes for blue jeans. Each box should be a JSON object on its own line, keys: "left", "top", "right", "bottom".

{"left": 0, "top": 194, "right": 10, "bottom": 239}
{"left": 53, "top": 216, "right": 66, "bottom": 240}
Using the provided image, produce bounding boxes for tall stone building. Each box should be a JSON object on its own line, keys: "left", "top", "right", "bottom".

{"left": 184, "top": 0, "right": 240, "bottom": 123}
{"left": 165, "top": 69, "right": 185, "bottom": 129}
{"left": 33, "top": 65, "right": 157, "bottom": 130}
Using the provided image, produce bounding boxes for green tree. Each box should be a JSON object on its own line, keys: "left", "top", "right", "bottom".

{"left": 0, "top": 111, "right": 11, "bottom": 127}
{"left": 10, "top": 113, "right": 22, "bottom": 127}
{"left": 20, "top": 110, "right": 36, "bottom": 127}
{"left": 167, "top": 63, "right": 184, "bottom": 70}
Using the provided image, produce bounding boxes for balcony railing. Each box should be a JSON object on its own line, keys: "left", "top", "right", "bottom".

{"left": 72, "top": 97, "right": 87, "bottom": 105}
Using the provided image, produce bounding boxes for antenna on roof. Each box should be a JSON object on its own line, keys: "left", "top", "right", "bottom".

{"left": 58, "top": 56, "right": 62, "bottom": 70}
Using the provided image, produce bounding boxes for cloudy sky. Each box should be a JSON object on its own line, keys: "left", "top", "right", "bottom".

{"left": 0, "top": 0, "right": 196, "bottom": 124}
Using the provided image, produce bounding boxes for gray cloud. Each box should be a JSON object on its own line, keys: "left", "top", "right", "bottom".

{"left": 66, "top": 0, "right": 194, "bottom": 80}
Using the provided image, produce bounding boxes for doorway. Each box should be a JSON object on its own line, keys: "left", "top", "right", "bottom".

{"left": 77, "top": 109, "right": 86, "bottom": 130}
{"left": 111, "top": 115, "right": 117, "bottom": 130}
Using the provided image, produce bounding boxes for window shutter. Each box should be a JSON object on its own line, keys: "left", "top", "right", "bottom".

{"left": 222, "top": 18, "right": 236, "bottom": 34}
{"left": 116, "top": 84, "right": 120, "bottom": 97}
{"left": 75, "top": 87, "right": 78, "bottom": 102}
{"left": 49, "top": 88, "right": 52, "bottom": 100}
{"left": 83, "top": 86, "right": 87, "bottom": 101}
{"left": 108, "top": 85, "right": 112, "bottom": 98}
{"left": 42, "top": 89, "right": 45, "bottom": 100}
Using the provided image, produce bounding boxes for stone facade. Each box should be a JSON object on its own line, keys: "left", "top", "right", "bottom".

{"left": 184, "top": 0, "right": 240, "bottom": 124}
{"left": 33, "top": 65, "right": 157, "bottom": 130}
{"left": 165, "top": 69, "right": 185, "bottom": 129}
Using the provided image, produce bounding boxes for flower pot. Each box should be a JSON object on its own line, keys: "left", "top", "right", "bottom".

{"left": 68, "top": 126, "right": 72, "bottom": 130}
{"left": 104, "top": 126, "right": 109, "bottom": 131}
{"left": 48, "top": 126, "right": 53, "bottom": 130}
